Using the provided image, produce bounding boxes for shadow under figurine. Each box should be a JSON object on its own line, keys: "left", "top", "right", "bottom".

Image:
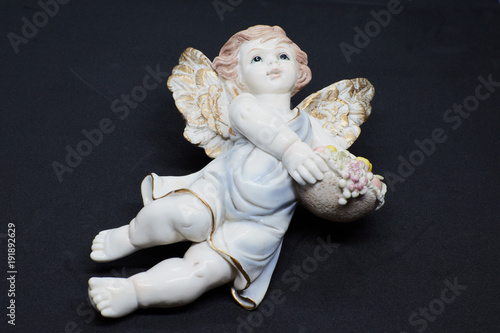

{"left": 88, "top": 25, "right": 386, "bottom": 318}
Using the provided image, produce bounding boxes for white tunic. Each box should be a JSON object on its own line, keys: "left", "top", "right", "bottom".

{"left": 141, "top": 109, "right": 312, "bottom": 309}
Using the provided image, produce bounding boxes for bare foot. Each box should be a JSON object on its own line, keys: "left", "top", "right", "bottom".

{"left": 90, "top": 226, "right": 137, "bottom": 262}
{"left": 88, "top": 277, "right": 139, "bottom": 318}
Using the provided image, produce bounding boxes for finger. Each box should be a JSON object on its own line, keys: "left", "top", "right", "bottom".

{"left": 297, "top": 165, "right": 317, "bottom": 184}
{"left": 303, "top": 158, "right": 324, "bottom": 181}
{"left": 314, "top": 150, "right": 328, "bottom": 159}
{"left": 291, "top": 170, "right": 306, "bottom": 186}
{"left": 312, "top": 153, "right": 329, "bottom": 171}
{"left": 323, "top": 157, "right": 337, "bottom": 171}
{"left": 313, "top": 154, "right": 329, "bottom": 172}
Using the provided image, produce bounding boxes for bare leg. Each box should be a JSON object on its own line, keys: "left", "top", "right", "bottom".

{"left": 90, "top": 192, "right": 212, "bottom": 262}
{"left": 89, "top": 242, "right": 236, "bottom": 317}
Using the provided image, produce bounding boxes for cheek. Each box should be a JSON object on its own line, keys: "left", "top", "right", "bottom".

{"left": 252, "top": 69, "right": 268, "bottom": 83}
{"left": 286, "top": 65, "right": 299, "bottom": 82}
{"left": 293, "top": 64, "right": 300, "bottom": 79}
{"left": 284, "top": 62, "right": 298, "bottom": 76}
{"left": 247, "top": 71, "right": 263, "bottom": 85}
{"left": 241, "top": 67, "right": 256, "bottom": 85}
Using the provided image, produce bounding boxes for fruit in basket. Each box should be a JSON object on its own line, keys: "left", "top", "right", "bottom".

{"left": 297, "top": 148, "right": 386, "bottom": 222}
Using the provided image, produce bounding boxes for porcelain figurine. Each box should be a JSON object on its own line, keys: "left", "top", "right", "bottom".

{"left": 88, "top": 25, "right": 386, "bottom": 318}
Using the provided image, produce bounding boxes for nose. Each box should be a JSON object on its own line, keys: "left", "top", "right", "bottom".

{"left": 267, "top": 57, "right": 277, "bottom": 65}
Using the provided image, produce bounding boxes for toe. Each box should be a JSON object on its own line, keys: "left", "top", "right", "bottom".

{"left": 89, "top": 288, "right": 104, "bottom": 298}
{"left": 92, "top": 230, "right": 109, "bottom": 242}
{"left": 101, "top": 308, "right": 115, "bottom": 318}
{"left": 90, "top": 251, "right": 108, "bottom": 262}
{"left": 91, "top": 243, "right": 104, "bottom": 250}
{"left": 92, "top": 294, "right": 106, "bottom": 304}
{"left": 96, "top": 300, "right": 111, "bottom": 311}
{"left": 88, "top": 278, "right": 102, "bottom": 289}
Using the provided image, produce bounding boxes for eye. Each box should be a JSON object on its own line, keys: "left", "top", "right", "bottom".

{"left": 279, "top": 53, "right": 290, "bottom": 61}
{"left": 251, "top": 56, "right": 262, "bottom": 63}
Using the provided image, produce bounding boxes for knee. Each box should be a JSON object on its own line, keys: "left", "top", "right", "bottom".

{"left": 129, "top": 196, "right": 212, "bottom": 244}
{"left": 174, "top": 203, "right": 212, "bottom": 242}
{"left": 184, "top": 259, "right": 215, "bottom": 284}
{"left": 186, "top": 259, "right": 235, "bottom": 288}
{"left": 184, "top": 244, "right": 236, "bottom": 284}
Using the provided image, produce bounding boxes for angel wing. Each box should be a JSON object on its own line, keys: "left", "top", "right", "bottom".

{"left": 297, "top": 78, "right": 374, "bottom": 149}
{"left": 167, "top": 48, "right": 235, "bottom": 158}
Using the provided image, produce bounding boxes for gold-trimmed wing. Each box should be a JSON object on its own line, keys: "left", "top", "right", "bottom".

{"left": 167, "top": 48, "right": 234, "bottom": 158}
{"left": 298, "top": 78, "right": 374, "bottom": 148}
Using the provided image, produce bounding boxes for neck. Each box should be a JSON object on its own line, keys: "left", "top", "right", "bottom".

{"left": 253, "top": 92, "right": 292, "bottom": 110}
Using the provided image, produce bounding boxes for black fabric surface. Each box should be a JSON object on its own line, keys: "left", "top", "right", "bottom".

{"left": 1, "top": 0, "right": 499, "bottom": 332}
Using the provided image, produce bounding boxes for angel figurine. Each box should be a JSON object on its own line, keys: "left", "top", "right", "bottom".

{"left": 88, "top": 25, "right": 385, "bottom": 318}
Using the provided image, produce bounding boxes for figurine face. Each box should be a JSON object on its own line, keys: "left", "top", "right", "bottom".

{"left": 238, "top": 38, "right": 299, "bottom": 95}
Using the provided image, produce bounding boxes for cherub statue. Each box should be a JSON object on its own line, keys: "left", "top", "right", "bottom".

{"left": 88, "top": 25, "right": 384, "bottom": 318}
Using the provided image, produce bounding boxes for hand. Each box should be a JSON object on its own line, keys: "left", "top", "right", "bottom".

{"left": 282, "top": 141, "right": 329, "bottom": 185}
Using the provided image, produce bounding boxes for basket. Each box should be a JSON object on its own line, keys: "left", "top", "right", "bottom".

{"left": 296, "top": 149, "right": 386, "bottom": 222}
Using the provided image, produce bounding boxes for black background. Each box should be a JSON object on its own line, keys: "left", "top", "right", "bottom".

{"left": 1, "top": 0, "right": 500, "bottom": 332}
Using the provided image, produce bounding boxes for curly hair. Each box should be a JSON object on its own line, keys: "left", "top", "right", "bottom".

{"left": 212, "top": 25, "right": 312, "bottom": 96}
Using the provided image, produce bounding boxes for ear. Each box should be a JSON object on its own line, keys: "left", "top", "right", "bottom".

{"left": 293, "top": 64, "right": 312, "bottom": 95}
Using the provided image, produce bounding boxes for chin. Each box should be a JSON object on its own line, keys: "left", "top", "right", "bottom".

{"left": 266, "top": 82, "right": 294, "bottom": 93}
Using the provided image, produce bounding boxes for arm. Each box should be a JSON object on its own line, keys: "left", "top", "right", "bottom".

{"left": 229, "top": 94, "right": 328, "bottom": 185}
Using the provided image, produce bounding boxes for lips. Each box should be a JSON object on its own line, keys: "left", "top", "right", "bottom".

{"left": 267, "top": 68, "right": 281, "bottom": 78}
